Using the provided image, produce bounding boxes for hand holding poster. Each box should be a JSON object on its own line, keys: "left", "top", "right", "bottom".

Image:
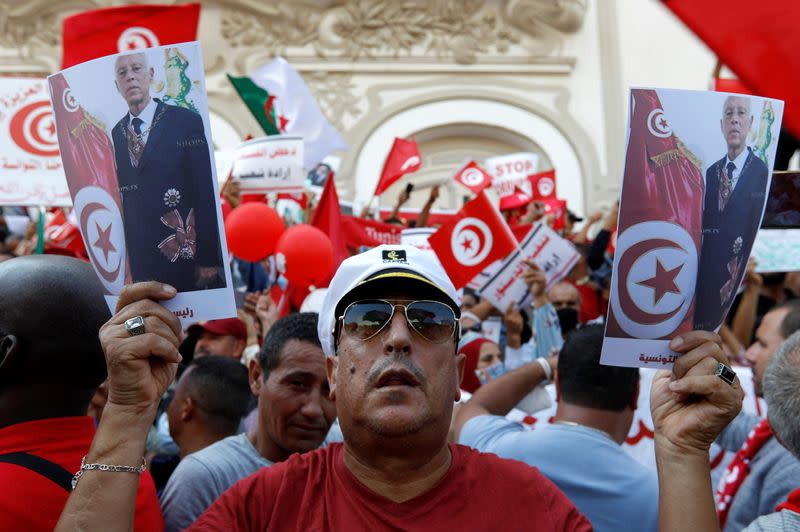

{"left": 232, "top": 136, "right": 304, "bottom": 193}
{"left": 601, "top": 88, "right": 783, "bottom": 369}
{"left": 478, "top": 222, "right": 580, "bottom": 312}
{"left": 0, "top": 79, "right": 70, "bottom": 206}
{"left": 48, "top": 42, "right": 235, "bottom": 324}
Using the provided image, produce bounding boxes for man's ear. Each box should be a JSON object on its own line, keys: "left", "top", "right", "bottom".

{"left": 454, "top": 352, "right": 466, "bottom": 402}
{"left": 181, "top": 396, "right": 196, "bottom": 422}
{"left": 248, "top": 358, "right": 263, "bottom": 396}
{"left": 0, "top": 334, "right": 19, "bottom": 378}
{"left": 326, "top": 356, "right": 337, "bottom": 401}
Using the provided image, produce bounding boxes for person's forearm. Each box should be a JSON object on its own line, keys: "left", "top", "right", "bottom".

{"left": 587, "top": 229, "right": 611, "bottom": 270}
{"left": 655, "top": 438, "right": 720, "bottom": 532}
{"left": 417, "top": 200, "right": 433, "bottom": 227}
{"left": 56, "top": 403, "right": 157, "bottom": 532}
{"left": 469, "top": 362, "right": 548, "bottom": 416}
{"left": 571, "top": 222, "right": 594, "bottom": 245}
{"left": 731, "top": 287, "right": 759, "bottom": 346}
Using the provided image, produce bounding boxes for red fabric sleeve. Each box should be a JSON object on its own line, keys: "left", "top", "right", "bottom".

{"left": 134, "top": 471, "right": 164, "bottom": 532}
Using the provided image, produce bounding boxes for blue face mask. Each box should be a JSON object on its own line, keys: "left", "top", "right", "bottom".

{"left": 475, "top": 361, "right": 507, "bottom": 385}
{"left": 276, "top": 275, "right": 288, "bottom": 291}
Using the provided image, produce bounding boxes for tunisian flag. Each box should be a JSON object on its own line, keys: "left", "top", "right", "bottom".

{"left": 49, "top": 73, "right": 128, "bottom": 294}
{"left": 606, "top": 89, "right": 705, "bottom": 340}
{"left": 62, "top": 4, "right": 201, "bottom": 69}
{"left": 530, "top": 169, "right": 557, "bottom": 200}
{"left": 428, "top": 192, "right": 517, "bottom": 289}
{"left": 453, "top": 161, "right": 493, "bottom": 194}
{"left": 310, "top": 172, "right": 349, "bottom": 271}
{"left": 373, "top": 138, "right": 422, "bottom": 196}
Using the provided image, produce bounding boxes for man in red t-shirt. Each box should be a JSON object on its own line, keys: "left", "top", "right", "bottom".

{"left": 0, "top": 256, "right": 162, "bottom": 531}
{"left": 56, "top": 246, "right": 744, "bottom": 531}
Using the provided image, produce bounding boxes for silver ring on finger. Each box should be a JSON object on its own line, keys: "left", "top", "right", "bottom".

{"left": 714, "top": 362, "right": 737, "bottom": 386}
{"left": 124, "top": 315, "right": 146, "bottom": 337}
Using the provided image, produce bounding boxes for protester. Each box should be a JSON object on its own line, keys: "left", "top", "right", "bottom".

{"left": 715, "top": 301, "right": 800, "bottom": 532}
{"left": 455, "top": 325, "right": 659, "bottom": 532}
{"left": 159, "top": 312, "right": 335, "bottom": 531}
{"left": 189, "top": 317, "right": 248, "bottom": 361}
{"left": 56, "top": 245, "right": 592, "bottom": 530}
{"left": 742, "top": 331, "right": 800, "bottom": 530}
{"left": 166, "top": 356, "right": 251, "bottom": 458}
{"left": 457, "top": 337, "right": 504, "bottom": 393}
{"left": 0, "top": 256, "right": 162, "bottom": 530}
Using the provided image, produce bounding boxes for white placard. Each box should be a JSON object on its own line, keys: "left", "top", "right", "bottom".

{"left": 232, "top": 135, "right": 304, "bottom": 193}
{"left": 479, "top": 223, "right": 579, "bottom": 312}
{"left": 0, "top": 78, "right": 71, "bottom": 206}
{"left": 484, "top": 152, "right": 539, "bottom": 198}
{"left": 752, "top": 229, "right": 800, "bottom": 273}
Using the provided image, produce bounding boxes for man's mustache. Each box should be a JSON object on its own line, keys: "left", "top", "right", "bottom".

{"left": 366, "top": 354, "right": 426, "bottom": 388}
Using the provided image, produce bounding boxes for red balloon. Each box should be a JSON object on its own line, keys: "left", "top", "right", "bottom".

{"left": 224, "top": 203, "right": 284, "bottom": 262}
{"left": 276, "top": 224, "right": 334, "bottom": 288}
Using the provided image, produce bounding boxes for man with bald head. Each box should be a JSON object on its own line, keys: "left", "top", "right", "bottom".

{"left": 111, "top": 51, "right": 224, "bottom": 292}
{"left": 0, "top": 256, "right": 162, "bottom": 530}
{"left": 694, "top": 95, "right": 769, "bottom": 331}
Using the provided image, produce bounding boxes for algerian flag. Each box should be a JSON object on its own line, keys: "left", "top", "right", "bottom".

{"left": 228, "top": 57, "right": 348, "bottom": 170}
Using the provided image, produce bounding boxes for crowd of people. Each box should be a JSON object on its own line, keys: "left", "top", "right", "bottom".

{"left": 1, "top": 161, "right": 799, "bottom": 532}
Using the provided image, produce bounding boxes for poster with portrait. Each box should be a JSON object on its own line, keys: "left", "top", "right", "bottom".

{"left": 601, "top": 88, "right": 783, "bottom": 369}
{"left": 0, "top": 78, "right": 71, "bottom": 206}
{"left": 47, "top": 41, "right": 235, "bottom": 324}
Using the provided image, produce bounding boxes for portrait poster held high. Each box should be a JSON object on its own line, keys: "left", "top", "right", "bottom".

{"left": 48, "top": 42, "right": 235, "bottom": 324}
{"left": 601, "top": 88, "right": 783, "bottom": 369}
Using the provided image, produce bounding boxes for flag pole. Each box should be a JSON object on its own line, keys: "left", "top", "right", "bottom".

{"left": 34, "top": 206, "right": 45, "bottom": 255}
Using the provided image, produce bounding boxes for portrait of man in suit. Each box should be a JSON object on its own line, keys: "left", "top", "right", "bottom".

{"left": 111, "top": 52, "right": 225, "bottom": 292}
{"left": 693, "top": 95, "right": 769, "bottom": 331}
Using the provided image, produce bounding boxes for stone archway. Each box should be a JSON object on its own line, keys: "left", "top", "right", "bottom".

{"left": 352, "top": 98, "right": 585, "bottom": 214}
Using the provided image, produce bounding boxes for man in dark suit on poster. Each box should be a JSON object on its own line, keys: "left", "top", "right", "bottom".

{"left": 694, "top": 95, "right": 768, "bottom": 331}
{"left": 111, "top": 52, "right": 224, "bottom": 292}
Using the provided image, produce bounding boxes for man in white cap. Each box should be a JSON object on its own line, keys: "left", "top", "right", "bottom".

{"left": 55, "top": 245, "right": 743, "bottom": 531}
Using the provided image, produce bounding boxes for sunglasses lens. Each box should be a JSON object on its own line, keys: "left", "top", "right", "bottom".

{"left": 342, "top": 301, "right": 393, "bottom": 340}
{"left": 406, "top": 301, "right": 456, "bottom": 343}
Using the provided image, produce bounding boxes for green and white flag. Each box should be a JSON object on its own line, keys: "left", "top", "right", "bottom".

{"left": 228, "top": 57, "right": 348, "bottom": 170}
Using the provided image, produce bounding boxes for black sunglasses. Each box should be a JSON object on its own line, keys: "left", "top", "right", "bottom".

{"left": 337, "top": 299, "right": 458, "bottom": 345}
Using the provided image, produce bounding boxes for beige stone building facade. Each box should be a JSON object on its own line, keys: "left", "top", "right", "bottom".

{"left": 0, "top": 0, "right": 714, "bottom": 214}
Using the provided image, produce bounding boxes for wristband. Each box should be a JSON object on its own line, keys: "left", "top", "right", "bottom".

{"left": 535, "top": 357, "right": 553, "bottom": 382}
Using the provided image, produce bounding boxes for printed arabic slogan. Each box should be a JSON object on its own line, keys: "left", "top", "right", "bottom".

{"left": 0, "top": 78, "right": 70, "bottom": 206}
{"left": 47, "top": 41, "right": 236, "bottom": 325}
{"left": 231, "top": 135, "right": 304, "bottom": 194}
{"left": 601, "top": 88, "right": 783, "bottom": 369}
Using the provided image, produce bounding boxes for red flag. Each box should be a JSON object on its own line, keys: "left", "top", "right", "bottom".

{"left": 310, "top": 172, "right": 348, "bottom": 273}
{"left": 606, "top": 89, "right": 705, "bottom": 340}
{"left": 664, "top": 0, "right": 800, "bottom": 137}
{"left": 49, "top": 73, "right": 129, "bottom": 293}
{"left": 61, "top": 4, "right": 201, "bottom": 68}
{"left": 499, "top": 185, "right": 533, "bottom": 211}
{"left": 44, "top": 209, "right": 87, "bottom": 259}
{"left": 529, "top": 169, "right": 557, "bottom": 200}
{"left": 428, "top": 192, "right": 517, "bottom": 289}
{"left": 373, "top": 138, "right": 421, "bottom": 196}
{"left": 453, "top": 160, "right": 493, "bottom": 194}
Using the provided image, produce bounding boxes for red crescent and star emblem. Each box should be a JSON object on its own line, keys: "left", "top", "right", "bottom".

{"left": 9, "top": 100, "right": 59, "bottom": 157}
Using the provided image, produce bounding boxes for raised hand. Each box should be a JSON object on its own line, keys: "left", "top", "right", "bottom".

{"left": 99, "top": 282, "right": 182, "bottom": 413}
{"left": 650, "top": 330, "right": 744, "bottom": 455}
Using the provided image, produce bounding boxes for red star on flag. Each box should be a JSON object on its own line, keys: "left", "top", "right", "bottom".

{"left": 460, "top": 236, "right": 473, "bottom": 252}
{"left": 93, "top": 221, "right": 116, "bottom": 262}
{"left": 637, "top": 258, "right": 683, "bottom": 305}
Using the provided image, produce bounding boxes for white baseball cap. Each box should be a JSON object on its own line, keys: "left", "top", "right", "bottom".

{"left": 317, "top": 244, "right": 459, "bottom": 357}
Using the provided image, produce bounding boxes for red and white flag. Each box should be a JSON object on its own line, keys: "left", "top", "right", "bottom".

{"left": 542, "top": 198, "right": 567, "bottom": 231}
{"left": 606, "top": 89, "right": 705, "bottom": 343}
{"left": 61, "top": 4, "right": 201, "bottom": 68}
{"left": 428, "top": 192, "right": 517, "bottom": 289}
{"left": 453, "top": 160, "right": 492, "bottom": 194}
{"left": 310, "top": 171, "right": 349, "bottom": 272}
{"left": 373, "top": 137, "right": 421, "bottom": 197}
{"left": 530, "top": 169, "right": 557, "bottom": 200}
